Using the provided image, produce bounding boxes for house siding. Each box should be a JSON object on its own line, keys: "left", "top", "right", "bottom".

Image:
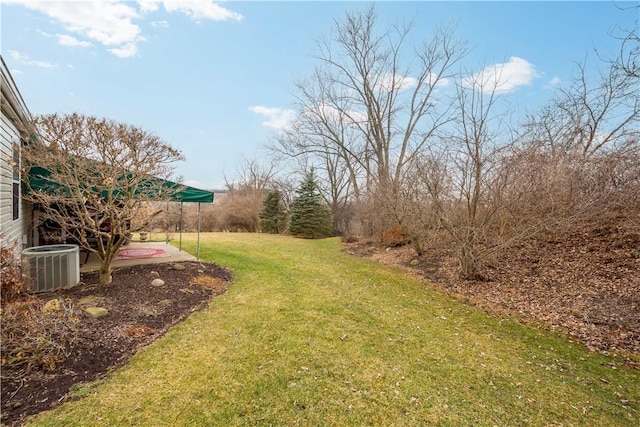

{"left": 0, "top": 112, "right": 23, "bottom": 252}
{"left": 1, "top": 56, "right": 33, "bottom": 258}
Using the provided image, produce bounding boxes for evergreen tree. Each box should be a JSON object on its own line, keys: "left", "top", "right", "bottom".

{"left": 259, "top": 189, "right": 288, "bottom": 234}
{"left": 289, "top": 170, "right": 333, "bottom": 239}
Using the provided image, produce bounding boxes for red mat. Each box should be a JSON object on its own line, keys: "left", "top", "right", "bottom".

{"left": 115, "top": 246, "right": 171, "bottom": 260}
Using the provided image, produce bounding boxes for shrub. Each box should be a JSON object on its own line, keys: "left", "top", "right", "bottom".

{"left": 381, "top": 226, "right": 409, "bottom": 247}
{"left": 1, "top": 297, "right": 79, "bottom": 374}
{"left": 1, "top": 242, "right": 26, "bottom": 304}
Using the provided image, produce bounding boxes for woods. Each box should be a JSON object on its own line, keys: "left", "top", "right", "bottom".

{"left": 199, "top": 6, "right": 638, "bottom": 279}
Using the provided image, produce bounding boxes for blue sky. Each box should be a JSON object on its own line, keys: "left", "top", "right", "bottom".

{"left": 2, "top": 1, "right": 637, "bottom": 189}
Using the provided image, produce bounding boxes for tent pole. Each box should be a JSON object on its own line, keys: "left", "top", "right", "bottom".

{"left": 165, "top": 201, "right": 169, "bottom": 244}
{"left": 179, "top": 201, "right": 183, "bottom": 252}
{"left": 197, "top": 202, "right": 201, "bottom": 260}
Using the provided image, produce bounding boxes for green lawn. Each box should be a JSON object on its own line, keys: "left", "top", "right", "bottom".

{"left": 30, "top": 233, "right": 639, "bottom": 426}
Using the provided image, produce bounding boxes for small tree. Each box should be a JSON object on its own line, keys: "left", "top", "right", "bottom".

{"left": 23, "top": 113, "right": 184, "bottom": 285}
{"left": 289, "top": 170, "right": 333, "bottom": 239}
{"left": 217, "top": 157, "right": 277, "bottom": 232}
{"left": 259, "top": 189, "right": 288, "bottom": 234}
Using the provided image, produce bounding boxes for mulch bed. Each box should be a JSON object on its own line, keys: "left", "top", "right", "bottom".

{"left": 344, "top": 224, "right": 640, "bottom": 367}
{"left": 1, "top": 261, "right": 231, "bottom": 427}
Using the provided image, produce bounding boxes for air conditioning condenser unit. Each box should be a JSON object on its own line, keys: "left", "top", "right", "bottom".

{"left": 22, "top": 244, "right": 80, "bottom": 293}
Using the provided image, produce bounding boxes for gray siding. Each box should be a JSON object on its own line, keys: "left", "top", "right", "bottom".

{"left": 0, "top": 112, "right": 23, "bottom": 252}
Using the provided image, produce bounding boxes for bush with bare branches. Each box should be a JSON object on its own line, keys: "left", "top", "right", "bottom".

{"left": 23, "top": 113, "right": 184, "bottom": 285}
{"left": 1, "top": 242, "right": 27, "bottom": 303}
{"left": 1, "top": 297, "right": 79, "bottom": 377}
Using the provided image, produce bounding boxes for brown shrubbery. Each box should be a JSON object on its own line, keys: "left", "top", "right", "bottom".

{"left": 1, "top": 243, "right": 79, "bottom": 376}
{"left": 1, "top": 244, "right": 27, "bottom": 304}
{"left": 381, "top": 226, "right": 409, "bottom": 248}
{"left": 1, "top": 298, "right": 79, "bottom": 374}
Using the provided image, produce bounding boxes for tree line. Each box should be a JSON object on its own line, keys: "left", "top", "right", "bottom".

{"left": 210, "top": 5, "right": 639, "bottom": 278}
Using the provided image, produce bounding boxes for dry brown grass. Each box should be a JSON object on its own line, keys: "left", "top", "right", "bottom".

{"left": 189, "top": 275, "right": 228, "bottom": 293}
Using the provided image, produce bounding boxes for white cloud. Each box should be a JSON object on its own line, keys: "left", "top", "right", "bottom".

{"left": 108, "top": 43, "right": 138, "bottom": 58}
{"left": 249, "top": 106, "right": 296, "bottom": 131}
{"left": 138, "top": 0, "right": 161, "bottom": 13}
{"left": 374, "top": 73, "right": 418, "bottom": 92}
{"left": 7, "top": 0, "right": 242, "bottom": 59}
{"left": 138, "top": 0, "right": 242, "bottom": 22}
{"left": 6, "top": 0, "right": 142, "bottom": 57}
{"left": 7, "top": 50, "right": 57, "bottom": 68}
{"left": 156, "top": 0, "right": 243, "bottom": 22}
{"left": 368, "top": 72, "right": 450, "bottom": 94}
{"left": 151, "top": 20, "right": 169, "bottom": 28}
{"left": 468, "top": 57, "right": 538, "bottom": 94}
{"left": 10, "top": 69, "right": 23, "bottom": 75}
{"left": 304, "top": 102, "right": 367, "bottom": 127}
{"left": 428, "top": 72, "right": 450, "bottom": 88}
{"left": 549, "top": 76, "right": 562, "bottom": 85}
{"left": 9, "top": 0, "right": 142, "bottom": 44}
{"left": 57, "top": 34, "right": 92, "bottom": 47}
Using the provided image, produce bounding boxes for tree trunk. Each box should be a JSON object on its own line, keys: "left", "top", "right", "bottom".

{"left": 460, "top": 243, "right": 479, "bottom": 280}
{"left": 98, "top": 261, "right": 112, "bottom": 285}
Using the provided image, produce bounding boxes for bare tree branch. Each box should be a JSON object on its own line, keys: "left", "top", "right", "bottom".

{"left": 23, "top": 113, "right": 184, "bottom": 285}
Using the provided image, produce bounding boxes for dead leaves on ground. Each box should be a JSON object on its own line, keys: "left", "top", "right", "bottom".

{"left": 345, "top": 225, "right": 640, "bottom": 366}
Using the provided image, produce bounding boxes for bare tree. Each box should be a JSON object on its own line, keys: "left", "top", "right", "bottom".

{"left": 274, "top": 73, "right": 366, "bottom": 234}
{"left": 420, "top": 67, "right": 524, "bottom": 279}
{"left": 609, "top": 3, "right": 639, "bottom": 79}
{"left": 218, "top": 157, "right": 279, "bottom": 232}
{"left": 321, "top": 150, "right": 358, "bottom": 235}
{"left": 277, "top": 5, "right": 467, "bottom": 237}
{"left": 518, "top": 52, "right": 639, "bottom": 229}
{"left": 384, "top": 160, "right": 439, "bottom": 255}
{"left": 23, "top": 113, "right": 184, "bottom": 285}
{"left": 616, "top": 24, "right": 639, "bottom": 79}
{"left": 225, "top": 156, "right": 279, "bottom": 193}
{"left": 553, "top": 61, "right": 637, "bottom": 159}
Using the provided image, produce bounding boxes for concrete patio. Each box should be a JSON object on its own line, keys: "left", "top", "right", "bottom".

{"left": 80, "top": 241, "right": 197, "bottom": 273}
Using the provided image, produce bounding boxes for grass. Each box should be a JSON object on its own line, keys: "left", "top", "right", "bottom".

{"left": 130, "top": 231, "right": 173, "bottom": 243}
{"left": 30, "top": 233, "right": 639, "bottom": 426}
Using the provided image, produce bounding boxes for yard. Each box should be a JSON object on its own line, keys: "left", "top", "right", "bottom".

{"left": 26, "top": 233, "right": 639, "bottom": 426}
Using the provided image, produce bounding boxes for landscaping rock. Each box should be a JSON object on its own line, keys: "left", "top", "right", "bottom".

{"left": 410, "top": 259, "right": 420, "bottom": 266}
{"left": 149, "top": 271, "right": 160, "bottom": 279}
{"left": 85, "top": 307, "right": 109, "bottom": 319}
{"left": 151, "top": 278, "right": 165, "bottom": 287}
{"left": 78, "top": 296, "right": 104, "bottom": 306}
{"left": 172, "top": 264, "right": 186, "bottom": 271}
{"left": 42, "top": 299, "right": 60, "bottom": 314}
{"left": 141, "top": 307, "right": 157, "bottom": 317}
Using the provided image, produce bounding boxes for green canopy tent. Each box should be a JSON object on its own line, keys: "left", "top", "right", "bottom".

{"left": 25, "top": 166, "right": 214, "bottom": 259}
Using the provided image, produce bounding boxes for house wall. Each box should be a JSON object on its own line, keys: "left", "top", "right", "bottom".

{"left": 1, "top": 56, "right": 33, "bottom": 257}
{"left": 0, "top": 111, "right": 24, "bottom": 252}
